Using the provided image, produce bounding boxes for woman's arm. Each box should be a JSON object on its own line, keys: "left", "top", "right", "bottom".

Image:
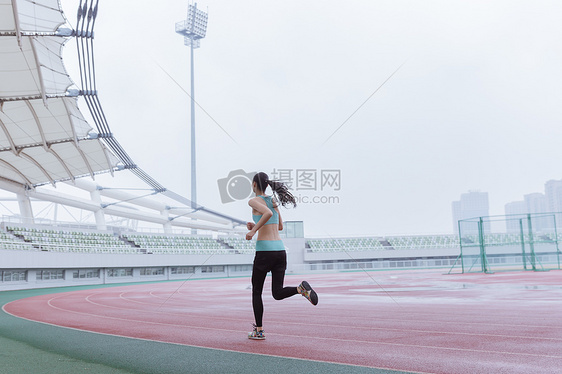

{"left": 246, "top": 198, "right": 273, "bottom": 240}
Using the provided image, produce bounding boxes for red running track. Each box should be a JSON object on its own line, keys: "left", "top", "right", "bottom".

{"left": 4, "top": 270, "right": 562, "bottom": 373}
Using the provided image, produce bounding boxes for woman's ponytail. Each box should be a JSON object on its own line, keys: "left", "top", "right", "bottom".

{"left": 253, "top": 172, "right": 297, "bottom": 208}
{"left": 268, "top": 179, "right": 297, "bottom": 208}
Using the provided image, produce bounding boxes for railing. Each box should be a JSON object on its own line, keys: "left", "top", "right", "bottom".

{"left": 292, "top": 257, "right": 459, "bottom": 272}
{"left": 0, "top": 241, "right": 138, "bottom": 254}
{"left": 307, "top": 244, "right": 460, "bottom": 252}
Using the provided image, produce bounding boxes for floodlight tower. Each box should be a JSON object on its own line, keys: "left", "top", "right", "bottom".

{"left": 175, "top": 2, "right": 208, "bottom": 210}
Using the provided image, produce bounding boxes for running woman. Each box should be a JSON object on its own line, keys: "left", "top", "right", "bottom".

{"left": 246, "top": 172, "right": 318, "bottom": 340}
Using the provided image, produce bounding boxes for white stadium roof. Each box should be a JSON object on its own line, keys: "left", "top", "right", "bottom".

{"left": 0, "top": 0, "right": 119, "bottom": 189}
{"left": 0, "top": 0, "right": 245, "bottom": 230}
{"left": 0, "top": 0, "right": 65, "bottom": 34}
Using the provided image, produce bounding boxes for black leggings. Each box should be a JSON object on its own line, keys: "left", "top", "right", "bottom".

{"left": 251, "top": 250, "right": 298, "bottom": 327}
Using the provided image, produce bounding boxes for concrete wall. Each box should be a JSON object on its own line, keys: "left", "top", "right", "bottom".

{"left": 9, "top": 240, "right": 555, "bottom": 292}
{"left": 303, "top": 247, "right": 460, "bottom": 262}
{"left": 0, "top": 243, "right": 463, "bottom": 291}
{"left": 0, "top": 249, "right": 254, "bottom": 291}
{"left": 0, "top": 249, "right": 254, "bottom": 268}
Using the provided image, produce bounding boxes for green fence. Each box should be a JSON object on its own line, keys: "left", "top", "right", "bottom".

{"left": 449, "top": 213, "right": 561, "bottom": 273}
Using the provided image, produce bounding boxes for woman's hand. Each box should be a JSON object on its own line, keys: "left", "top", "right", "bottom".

{"left": 246, "top": 230, "right": 256, "bottom": 240}
{"left": 247, "top": 222, "right": 255, "bottom": 231}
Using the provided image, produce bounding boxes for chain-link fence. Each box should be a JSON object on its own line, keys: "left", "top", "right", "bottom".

{"left": 449, "top": 213, "right": 561, "bottom": 273}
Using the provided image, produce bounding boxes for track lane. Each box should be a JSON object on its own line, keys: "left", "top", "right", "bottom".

{"left": 4, "top": 270, "right": 562, "bottom": 373}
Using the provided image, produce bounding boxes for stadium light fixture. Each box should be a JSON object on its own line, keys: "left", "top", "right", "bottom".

{"left": 175, "top": 2, "right": 208, "bottom": 211}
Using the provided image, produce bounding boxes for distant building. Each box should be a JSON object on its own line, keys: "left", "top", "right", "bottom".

{"left": 452, "top": 191, "right": 490, "bottom": 234}
{"left": 545, "top": 179, "right": 562, "bottom": 229}
{"left": 525, "top": 193, "right": 551, "bottom": 231}
{"left": 505, "top": 201, "right": 526, "bottom": 233}
{"left": 505, "top": 201, "right": 526, "bottom": 215}
{"left": 545, "top": 179, "right": 562, "bottom": 212}
{"left": 524, "top": 193, "right": 546, "bottom": 213}
{"left": 451, "top": 200, "right": 461, "bottom": 233}
{"left": 505, "top": 184, "right": 559, "bottom": 233}
{"left": 505, "top": 194, "right": 551, "bottom": 232}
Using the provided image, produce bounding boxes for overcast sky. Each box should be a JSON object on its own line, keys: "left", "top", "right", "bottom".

{"left": 54, "top": 0, "right": 562, "bottom": 237}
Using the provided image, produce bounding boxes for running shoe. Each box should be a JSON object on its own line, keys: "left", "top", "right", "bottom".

{"left": 297, "top": 281, "right": 318, "bottom": 306}
{"left": 248, "top": 324, "right": 265, "bottom": 340}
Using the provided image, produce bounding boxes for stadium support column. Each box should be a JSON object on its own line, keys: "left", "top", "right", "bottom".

{"left": 90, "top": 189, "right": 107, "bottom": 231}
{"left": 161, "top": 209, "right": 172, "bottom": 234}
{"left": 16, "top": 193, "right": 34, "bottom": 224}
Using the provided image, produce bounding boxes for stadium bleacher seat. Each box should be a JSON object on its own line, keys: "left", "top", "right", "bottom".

{"left": 307, "top": 235, "right": 460, "bottom": 252}
{"left": 306, "top": 237, "right": 386, "bottom": 252}
{"left": 5, "top": 226, "right": 137, "bottom": 254}
{"left": 123, "top": 233, "right": 233, "bottom": 254}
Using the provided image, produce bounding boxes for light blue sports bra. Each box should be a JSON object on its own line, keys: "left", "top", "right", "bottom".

{"left": 252, "top": 195, "right": 279, "bottom": 225}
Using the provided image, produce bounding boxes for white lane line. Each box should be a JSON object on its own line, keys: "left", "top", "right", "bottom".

{"left": 31, "top": 297, "right": 562, "bottom": 360}
{"left": 42, "top": 291, "right": 562, "bottom": 343}
{"left": 2, "top": 302, "right": 431, "bottom": 374}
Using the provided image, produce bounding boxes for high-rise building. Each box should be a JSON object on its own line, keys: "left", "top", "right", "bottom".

{"left": 525, "top": 193, "right": 546, "bottom": 214}
{"left": 545, "top": 179, "right": 562, "bottom": 212}
{"left": 451, "top": 200, "right": 462, "bottom": 233}
{"left": 505, "top": 183, "right": 559, "bottom": 233}
{"left": 505, "top": 200, "right": 526, "bottom": 233}
{"left": 452, "top": 191, "right": 490, "bottom": 234}
{"left": 524, "top": 193, "right": 551, "bottom": 231}
{"left": 545, "top": 179, "right": 562, "bottom": 229}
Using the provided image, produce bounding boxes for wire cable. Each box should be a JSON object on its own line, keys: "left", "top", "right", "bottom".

{"left": 322, "top": 59, "right": 408, "bottom": 146}
{"left": 155, "top": 249, "right": 221, "bottom": 310}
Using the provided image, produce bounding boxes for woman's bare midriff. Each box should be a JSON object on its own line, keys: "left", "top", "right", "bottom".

{"left": 256, "top": 223, "right": 281, "bottom": 241}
